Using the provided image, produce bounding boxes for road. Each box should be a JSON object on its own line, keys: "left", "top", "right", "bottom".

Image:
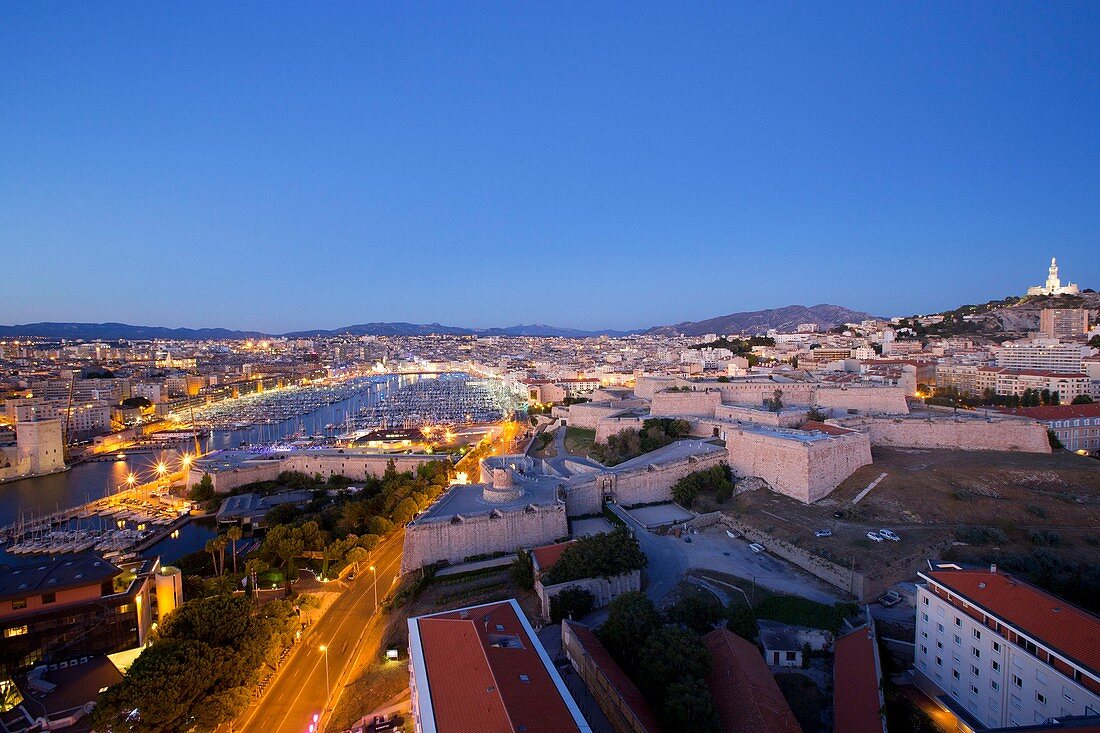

{"left": 235, "top": 530, "right": 406, "bottom": 733}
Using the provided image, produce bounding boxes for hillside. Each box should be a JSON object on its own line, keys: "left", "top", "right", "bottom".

{"left": 645, "top": 304, "right": 876, "bottom": 337}
{"left": 896, "top": 291, "right": 1100, "bottom": 341}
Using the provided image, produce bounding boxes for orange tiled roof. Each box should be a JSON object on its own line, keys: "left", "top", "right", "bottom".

{"left": 531, "top": 541, "right": 574, "bottom": 574}
{"left": 833, "top": 626, "right": 885, "bottom": 733}
{"left": 415, "top": 601, "right": 584, "bottom": 733}
{"left": 927, "top": 569, "right": 1100, "bottom": 673}
{"left": 702, "top": 630, "right": 802, "bottom": 733}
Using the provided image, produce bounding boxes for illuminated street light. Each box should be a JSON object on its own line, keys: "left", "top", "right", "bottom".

{"left": 156, "top": 462, "right": 168, "bottom": 476}
{"left": 369, "top": 565, "right": 378, "bottom": 612}
{"left": 318, "top": 644, "right": 331, "bottom": 701}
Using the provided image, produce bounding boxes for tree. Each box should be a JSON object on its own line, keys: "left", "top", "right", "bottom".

{"left": 190, "top": 473, "right": 215, "bottom": 502}
{"left": 725, "top": 602, "right": 758, "bottom": 641}
{"left": 1072, "top": 394, "right": 1094, "bottom": 404}
{"left": 544, "top": 529, "right": 647, "bottom": 585}
{"left": 667, "top": 589, "right": 725, "bottom": 634}
{"left": 598, "top": 592, "right": 662, "bottom": 671}
{"left": 346, "top": 546, "right": 371, "bottom": 575}
{"left": 1048, "top": 430, "right": 1065, "bottom": 450}
{"left": 636, "top": 626, "right": 711, "bottom": 694}
{"left": 550, "top": 587, "right": 596, "bottom": 622}
{"left": 262, "top": 524, "right": 306, "bottom": 594}
{"left": 392, "top": 497, "right": 420, "bottom": 525}
{"left": 226, "top": 526, "right": 243, "bottom": 575}
{"left": 765, "top": 388, "right": 784, "bottom": 411}
{"left": 511, "top": 550, "right": 534, "bottom": 589}
{"left": 121, "top": 395, "right": 152, "bottom": 409}
{"left": 660, "top": 678, "right": 721, "bottom": 732}
{"left": 91, "top": 639, "right": 218, "bottom": 732}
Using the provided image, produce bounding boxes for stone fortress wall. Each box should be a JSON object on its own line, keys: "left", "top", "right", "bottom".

{"left": 717, "top": 424, "right": 873, "bottom": 504}
{"left": 401, "top": 502, "right": 567, "bottom": 572}
{"left": 833, "top": 414, "right": 1051, "bottom": 453}
{"left": 188, "top": 451, "right": 441, "bottom": 494}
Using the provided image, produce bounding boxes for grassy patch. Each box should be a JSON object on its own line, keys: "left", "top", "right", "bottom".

{"left": 754, "top": 595, "right": 857, "bottom": 633}
{"left": 328, "top": 659, "right": 408, "bottom": 731}
{"left": 564, "top": 427, "right": 596, "bottom": 455}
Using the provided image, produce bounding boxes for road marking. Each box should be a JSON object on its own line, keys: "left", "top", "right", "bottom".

{"left": 235, "top": 533, "right": 404, "bottom": 733}
{"left": 267, "top": 539, "right": 404, "bottom": 733}
{"left": 852, "top": 472, "right": 888, "bottom": 504}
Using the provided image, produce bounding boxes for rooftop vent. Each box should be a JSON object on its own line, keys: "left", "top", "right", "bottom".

{"left": 978, "top": 582, "right": 986, "bottom": 589}
{"left": 1053, "top": 607, "right": 1062, "bottom": 613}
{"left": 519, "top": 674, "right": 530, "bottom": 683}
{"left": 990, "top": 564, "right": 997, "bottom": 574}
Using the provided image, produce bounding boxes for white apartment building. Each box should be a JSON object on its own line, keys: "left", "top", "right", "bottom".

{"left": 915, "top": 565, "right": 1100, "bottom": 730}
{"left": 992, "top": 340, "right": 1095, "bottom": 374}
{"left": 1039, "top": 309, "right": 1089, "bottom": 339}
{"left": 976, "top": 369, "right": 1091, "bottom": 403}
{"left": 9, "top": 398, "right": 112, "bottom": 437}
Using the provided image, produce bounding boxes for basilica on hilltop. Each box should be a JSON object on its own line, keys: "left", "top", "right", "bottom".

{"left": 1027, "top": 257, "right": 1080, "bottom": 296}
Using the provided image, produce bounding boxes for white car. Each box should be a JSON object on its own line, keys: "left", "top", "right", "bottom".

{"left": 814, "top": 529, "right": 833, "bottom": 538}
{"left": 748, "top": 543, "right": 765, "bottom": 554}
{"left": 878, "top": 528, "right": 901, "bottom": 542}
{"left": 866, "top": 532, "right": 885, "bottom": 543}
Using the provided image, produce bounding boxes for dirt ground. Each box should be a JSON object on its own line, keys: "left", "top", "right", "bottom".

{"left": 720, "top": 447, "right": 1100, "bottom": 595}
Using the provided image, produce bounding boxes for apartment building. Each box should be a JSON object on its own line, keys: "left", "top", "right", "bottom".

{"left": 993, "top": 340, "right": 1094, "bottom": 374}
{"left": 976, "top": 368, "right": 1091, "bottom": 403}
{"left": 915, "top": 564, "right": 1100, "bottom": 730}
{"left": 995, "top": 404, "right": 1100, "bottom": 454}
{"left": 1039, "top": 309, "right": 1090, "bottom": 339}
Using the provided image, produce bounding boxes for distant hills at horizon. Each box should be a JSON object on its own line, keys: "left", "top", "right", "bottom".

{"left": 0, "top": 303, "right": 878, "bottom": 341}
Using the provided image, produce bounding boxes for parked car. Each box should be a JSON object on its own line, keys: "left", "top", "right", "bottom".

{"left": 683, "top": 536, "right": 693, "bottom": 543}
{"left": 879, "top": 529, "right": 901, "bottom": 542}
{"left": 879, "top": 590, "right": 903, "bottom": 607}
{"left": 726, "top": 529, "right": 741, "bottom": 539}
{"left": 867, "top": 532, "right": 885, "bottom": 543}
{"left": 814, "top": 529, "right": 833, "bottom": 538}
{"left": 748, "top": 543, "right": 765, "bottom": 553}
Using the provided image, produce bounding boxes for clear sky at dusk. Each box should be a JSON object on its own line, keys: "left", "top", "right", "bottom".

{"left": 2, "top": 3, "right": 1098, "bottom": 332}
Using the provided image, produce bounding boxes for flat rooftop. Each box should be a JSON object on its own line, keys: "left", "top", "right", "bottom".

{"left": 412, "top": 474, "right": 562, "bottom": 523}
{"left": 0, "top": 552, "right": 120, "bottom": 602}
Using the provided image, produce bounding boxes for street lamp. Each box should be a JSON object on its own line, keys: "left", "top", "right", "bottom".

{"left": 369, "top": 566, "right": 378, "bottom": 612}
{"left": 318, "top": 644, "right": 330, "bottom": 700}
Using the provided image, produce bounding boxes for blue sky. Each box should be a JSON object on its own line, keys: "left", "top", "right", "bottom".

{"left": 2, "top": 2, "right": 1098, "bottom": 332}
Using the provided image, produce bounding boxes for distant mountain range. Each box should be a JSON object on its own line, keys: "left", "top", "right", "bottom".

{"left": 0, "top": 304, "right": 874, "bottom": 341}
{"left": 644, "top": 304, "right": 877, "bottom": 337}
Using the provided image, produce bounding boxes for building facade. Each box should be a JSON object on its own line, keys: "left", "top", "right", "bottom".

{"left": 1039, "top": 309, "right": 1090, "bottom": 339}
{"left": 914, "top": 565, "right": 1100, "bottom": 729}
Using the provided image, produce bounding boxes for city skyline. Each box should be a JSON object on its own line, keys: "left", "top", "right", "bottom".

{"left": 3, "top": 3, "right": 1099, "bottom": 331}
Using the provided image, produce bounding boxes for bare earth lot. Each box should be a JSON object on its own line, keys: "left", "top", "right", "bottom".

{"left": 718, "top": 447, "right": 1100, "bottom": 596}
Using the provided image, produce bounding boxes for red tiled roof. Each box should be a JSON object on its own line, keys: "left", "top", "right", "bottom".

{"left": 702, "top": 630, "right": 802, "bottom": 733}
{"left": 415, "top": 601, "right": 584, "bottom": 733}
{"left": 926, "top": 569, "right": 1100, "bottom": 673}
{"left": 801, "top": 420, "right": 855, "bottom": 436}
{"left": 531, "top": 541, "right": 574, "bottom": 574}
{"left": 564, "top": 621, "right": 660, "bottom": 733}
{"left": 994, "top": 404, "right": 1100, "bottom": 421}
{"left": 833, "top": 626, "right": 885, "bottom": 733}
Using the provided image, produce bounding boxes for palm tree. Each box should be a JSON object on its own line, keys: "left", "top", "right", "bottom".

{"left": 226, "top": 525, "right": 243, "bottom": 575}
{"left": 213, "top": 535, "right": 229, "bottom": 576}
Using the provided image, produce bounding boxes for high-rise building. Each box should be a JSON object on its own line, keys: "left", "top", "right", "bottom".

{"left": 1040, "top": 309, "right": 1090, "bottom": 339}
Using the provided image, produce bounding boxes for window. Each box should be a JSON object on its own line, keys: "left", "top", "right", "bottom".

{"left": 1011, "top": 694, "right": 1022, "bottom": 709}
{"left": 3, "top": 625, "right": 27, "bottom": 638}
{"left": 922, "top": 612, "right": 929, "bottom": 623}
{"left": 1037, "top": 692, "right": 1047, "bottom": 706}
{"left": 937, "top": 641, "right": 944, "bottom": 650}
{"left": 937, "top": 656, "right": 943, "bottom": 667}
{"left": 41, "top": 592, "right": 55, "bottom": 604}
{"left": 973, "top": 629, "right": 981, "bottom": 640}
{"left": 921, "top": 645, "right": 928, "bottom": 654}
{"left": 786, "top": 652, "right": 797, "bottom": 661}
{"left": 972, "top": 647, "right": 981, "bottom": 659}
{"left": 954, "top": 634, "right": 962, "bottom": 646}
{"left": 923, "top": 596, "right": 929, "bottom": 605}
{"left": 921, "top": 630, "right": 928, "bottom": 639}
{"left": 971, "top": 684, "right": 980, "bottom": 695}
{"left": 12, "top": 598, "right": 26, "bottom": 610}
{"left": 1013, "top": 674, "right": 1023, "bottom": 688}
{"left": 993, "top": 641, "right": 1001, "bottom": 653}
{"left": 953, "top": 670, "right": 961, "bottom": 681}
{"left": 938, "top": 623, "right": 945, "bottom": 633}
{"left": 971, "top": 664, "right": 980, "bottom": 677}
{"left": 992, "top": 660, "right": 1000, "bottom": 672}
{"left": 992, "top": 680, "right": 1000, "bottom": 691}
